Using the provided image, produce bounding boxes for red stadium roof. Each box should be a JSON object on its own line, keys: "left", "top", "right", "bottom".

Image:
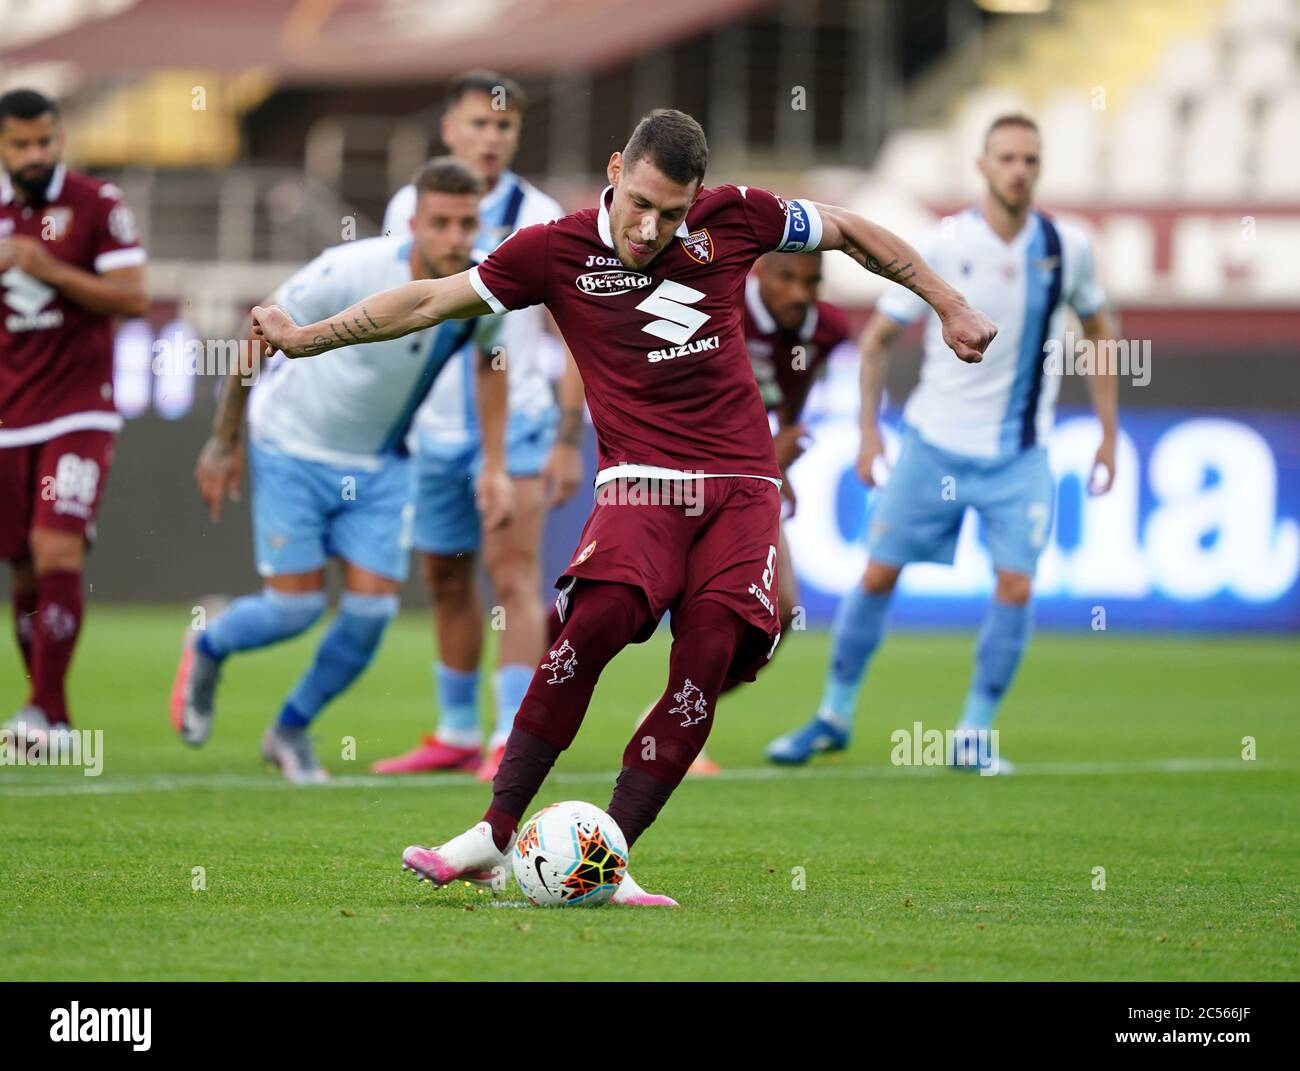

{"left": 0, "top": 0, "right": 767, "bottom": 82}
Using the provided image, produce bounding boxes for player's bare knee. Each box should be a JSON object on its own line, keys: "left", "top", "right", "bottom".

{"left": 489, "top": 559, "right": 539, "bottom": 612}
{"left": 863, "top": 561, "right": 900, "bottom": 596}
{"left": 29, "top": 528, "right": 85, "bottom": 575}
{"left": 995, "top": 571, "right": 1033, "bottom": 605}
{"left": 265, "top": 570, "right": 326, "bottom": 595}
{"left": 422, "top": 553, "right": 473, "bottom": 605}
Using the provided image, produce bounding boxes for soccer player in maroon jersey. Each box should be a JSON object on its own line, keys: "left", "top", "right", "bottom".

{"left": 0, "top": 90, "right": 148, "bottom": 747}
{"left": 253, "top": 109, "right": 995, "bottom": 904}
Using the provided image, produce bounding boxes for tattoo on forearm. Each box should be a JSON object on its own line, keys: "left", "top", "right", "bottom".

{"left": 362, "top": 306, "right": 380, "bottom": 330}
{"left": 325, "top": 312, "right": 381, "bottom": 348}
{"left": 865, "top": 254, "right": 918, "bottom": 289}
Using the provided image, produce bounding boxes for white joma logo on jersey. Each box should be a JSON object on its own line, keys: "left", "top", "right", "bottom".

{"left": 636, "top": 279, "right": 710, "bottom": 346}
{"left": 647, "top": 335, "right": 719, "bottom": 362}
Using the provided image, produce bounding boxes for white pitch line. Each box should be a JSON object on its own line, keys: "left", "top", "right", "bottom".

{"left": 0, "top": 757, "right": 1282, "bottom": 798}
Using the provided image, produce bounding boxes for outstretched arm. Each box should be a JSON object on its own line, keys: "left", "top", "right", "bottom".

{"left": 252, "top": 270, "right": 490, "bottom": 358}
{"left": 811, "top": 202, "right": 997, "bottom": 364}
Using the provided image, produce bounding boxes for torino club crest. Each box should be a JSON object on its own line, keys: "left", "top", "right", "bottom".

{"left": 679, "top": 228, "right": 713, "bottom": 264}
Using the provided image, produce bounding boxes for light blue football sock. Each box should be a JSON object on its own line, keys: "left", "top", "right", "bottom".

{"left": 817, "top": 585, "right": 892, "bottom": 727}
{"left": 434, "top": 662, "right": 480, "bottom": 745}
{"left": 278, "top": 592, "right": 398, "bottom": 729}
{"left": 957, "top": 600, "right": 1033, "bottom": 733}
{"left": 490, "top": 663, "right": 533, "bottom": 745}
{"left": 200, "top": 588, "right": 327, "bottom": 661}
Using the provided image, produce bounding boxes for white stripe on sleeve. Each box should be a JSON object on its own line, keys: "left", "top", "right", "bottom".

{"left": 468, "top": 266, "right": 507, "bottom": 314}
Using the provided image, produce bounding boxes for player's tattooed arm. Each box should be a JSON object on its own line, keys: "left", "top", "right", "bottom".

{"left": 253, "top": 272, "right": 492, "bottom": 359}
{"left": 810, "top": 201, "right": 997, "bottom": 364}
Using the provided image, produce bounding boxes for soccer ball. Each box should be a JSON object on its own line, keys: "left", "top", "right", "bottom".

{"left": 512, "top": 801, "right": 628, "bottom": 907}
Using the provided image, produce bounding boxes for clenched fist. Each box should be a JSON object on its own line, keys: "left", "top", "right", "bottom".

{"left": 251, "top": 304, "right": 313, "bottom": 359}
{"left": 940, "top": 305, "right": 998, "bottom": 364}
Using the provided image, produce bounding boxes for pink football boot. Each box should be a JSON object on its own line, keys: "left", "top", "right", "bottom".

{"left": 610, "top": 871, "right": 680, "bottom": 907}
{"left": 371, "top": 734, "right": 480, "bottom": 774}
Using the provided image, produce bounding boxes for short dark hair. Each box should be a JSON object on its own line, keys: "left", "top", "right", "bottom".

{"left": 984, "top": 113, "right": 1039, "bottom": 150}
{"left": 0, "top": 89, "right": 58, "bottom": 129}
{"left": 446, "top": 70, "right": 526, "bottom": 112}
{"left": 413, "top": 156, "right": 484, "bottom": 198}
{"left": 622, "top": 109, "right": 709, "bottom": 187}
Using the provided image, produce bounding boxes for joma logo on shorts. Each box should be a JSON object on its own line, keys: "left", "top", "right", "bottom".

{"left": 575, "top": 270, "right": 652, "bottom": 296}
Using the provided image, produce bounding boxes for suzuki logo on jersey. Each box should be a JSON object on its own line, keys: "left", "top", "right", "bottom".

{"left": 576, "top": 270, "right": 652, "bottom": 296}
{"left": 2, "top": 267, "right": 62, "bottom": 332}
{"left": 647, "top": 335, "right": 720, "bottom": 363}
{"left": 636, "top": 279, "right": 711, "bottom": 347}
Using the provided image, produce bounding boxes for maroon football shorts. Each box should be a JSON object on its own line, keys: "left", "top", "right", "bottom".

{"left": 557, "top": 474, "right": 783, "bottom": 682}
{"left": 0, "top": 429, "right": 116, "bottom": 560}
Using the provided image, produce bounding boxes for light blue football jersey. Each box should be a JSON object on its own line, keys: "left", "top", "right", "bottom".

{"left": 248, "top": 235, "right": 500, "bottom": 470}
{"left": 383, "top": 170, "right": 562, "bottom": 449}
{"left": 878, "top": 208, "right": 1106, "bottom": 461}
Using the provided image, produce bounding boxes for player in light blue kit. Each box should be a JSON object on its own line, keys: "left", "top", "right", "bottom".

{"left": 768, "top": 114, "right": 1120, "bottom": 773}
{"left": 171, "top": 158, "right": 511, "bottom": 783}
{"left": 372, "top": 72, "right": 586, "bottom": 781}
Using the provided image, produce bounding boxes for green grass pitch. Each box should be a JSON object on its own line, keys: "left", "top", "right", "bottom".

{"left": 1, "top": 606, "right": 1296, "bottom": 981}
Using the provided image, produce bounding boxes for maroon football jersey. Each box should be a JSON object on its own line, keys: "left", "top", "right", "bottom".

{"left": 0, "top": 165, "right": 146, "bottom": 445}
{"left": 742, "top": 274, "right": 851, "bottom": 422}
{"left": 470, "top": 184, "right": 823, "bottom": 483}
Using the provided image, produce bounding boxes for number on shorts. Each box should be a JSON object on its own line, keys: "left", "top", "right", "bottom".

{"left": 1027, "top": 501, "right": 1050, "bottom": 549}
{"left": 761, "top": 544, "right": 777, "bottom": 590}
{"left": 55, "top": 454, "right": 101, "bottom": 505}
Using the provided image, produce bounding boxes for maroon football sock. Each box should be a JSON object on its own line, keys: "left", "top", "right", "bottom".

{"left": 609, "top": 601, "right": 748, "bottom": 846}
{"left": 29, "top": 570, "right": 84, "bottom": 725}
{"left": 12, "top": 584, "right": 38, "bottom": 681}
{"left": 482, "top": 581, "right": 653, "bottom": 849}
{"left": 483, "top": 729, "right": 562, "bottom": 849}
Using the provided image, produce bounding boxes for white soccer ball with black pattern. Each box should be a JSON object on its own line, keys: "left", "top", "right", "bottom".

{"left": 512, "top": 801, "right": 628, "bottom": 907}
